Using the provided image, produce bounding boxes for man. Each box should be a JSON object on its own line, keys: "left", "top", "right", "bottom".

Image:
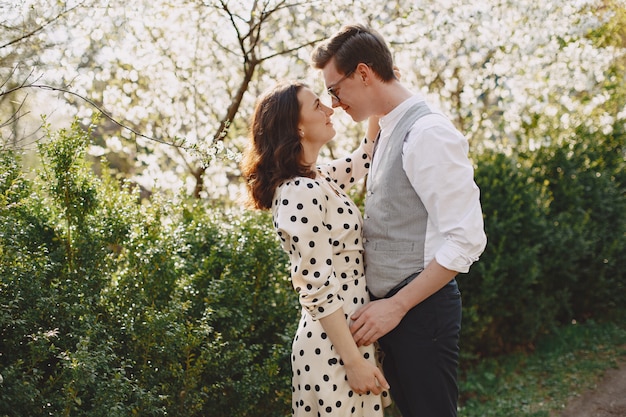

{"left": 311, "top": 24, "right": 487, "bottom": 417}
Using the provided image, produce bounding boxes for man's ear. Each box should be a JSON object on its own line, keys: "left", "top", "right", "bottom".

{"left": 356, "top": 62, "right": 372, "bottom": 84}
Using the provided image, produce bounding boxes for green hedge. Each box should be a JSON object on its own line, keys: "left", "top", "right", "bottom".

{"left": 530, "top": 125, "right": 626, "bottom": 321}
{"left": 1, "top": 119, "right": 624, "bottom": 415}
{"left": 459, "top": 149, "right": 554, "bottom": 355}
{"left": 460, "top": 124, "right": 626, "bottom": 357}
{"left": 0, "top": 122, "right": 297, "bottom": 417}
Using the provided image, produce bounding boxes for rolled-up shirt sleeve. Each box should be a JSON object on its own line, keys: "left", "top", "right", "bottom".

{"left": 403, "top": 114, "right": 487, "bottom": 273}
{"left": 274, "top": 178, "right": 343, "bottom": 319}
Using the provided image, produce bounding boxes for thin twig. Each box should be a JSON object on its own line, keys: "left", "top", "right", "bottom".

{"left": 26, "top": 84, "right": 189, "bottom": 149}
{"left": 0, "top": 1, "right": 89, "bottom": 50}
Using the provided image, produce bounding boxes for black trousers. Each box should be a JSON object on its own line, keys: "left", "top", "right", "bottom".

{"left": 376, "top": 279, "right": 462, "bottom": 417}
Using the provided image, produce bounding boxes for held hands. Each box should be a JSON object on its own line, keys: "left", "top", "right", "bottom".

{"left": 349, "top": 298, "right": 405, "bottom": 346}
{"left": 344, "top": 357, "right": 390, "bottom": 395}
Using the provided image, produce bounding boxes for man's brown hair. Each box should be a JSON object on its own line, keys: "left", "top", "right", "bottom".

{"left": 311, "top": 24, "right": 396, "bottom": 81}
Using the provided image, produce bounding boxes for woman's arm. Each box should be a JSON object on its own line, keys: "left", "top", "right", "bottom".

{"left": 322, "top": 115, "right": 380, "bottom": 189}
{"left": 319, "top": 308, "right": 389, "bottom": 395}
{"left": 366, "top": 115, "right": 380, "bottom": 144}
{"left": 274, "top": 180, "right": 388, "bottom": 393}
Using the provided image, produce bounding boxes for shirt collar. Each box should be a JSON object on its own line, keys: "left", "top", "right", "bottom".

{"left": 379, "top": 94, "right": 425, "bottom": 131}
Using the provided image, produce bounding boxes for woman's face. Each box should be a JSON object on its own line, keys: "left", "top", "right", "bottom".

{"left": 297, "top": 87, "right": 335, "bottom": 148}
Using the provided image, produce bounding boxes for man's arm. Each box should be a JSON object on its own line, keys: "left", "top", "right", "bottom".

{"left": 350, "top": 260, "right": 456, "bottom": 346}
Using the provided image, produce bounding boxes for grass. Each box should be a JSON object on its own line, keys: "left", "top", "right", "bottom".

{"left": 382, "top": 319, "right": 626, "bottom": 417}
{"left": 456, "top": 320, "right": 626, "bottom": 417}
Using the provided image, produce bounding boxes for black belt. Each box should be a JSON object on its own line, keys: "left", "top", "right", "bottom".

{"left": 371, "top": 271, "right": 421, "bottom": 300}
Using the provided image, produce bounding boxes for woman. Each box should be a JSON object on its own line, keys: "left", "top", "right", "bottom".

{"left": 240, "top": 81, "right": 390, "bottom": 416}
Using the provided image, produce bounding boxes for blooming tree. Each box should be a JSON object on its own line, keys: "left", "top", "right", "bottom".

{"left": 1, "top": 0, "right": 623, "bottom": 201}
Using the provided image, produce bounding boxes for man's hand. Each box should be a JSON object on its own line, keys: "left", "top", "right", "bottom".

{"left": 349, "top": 298, "right": 406, "bottom": 346}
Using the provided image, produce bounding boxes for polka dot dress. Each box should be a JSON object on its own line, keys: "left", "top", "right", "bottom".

{"left": 272, "top": 138, "right": 390, "bottom": 416}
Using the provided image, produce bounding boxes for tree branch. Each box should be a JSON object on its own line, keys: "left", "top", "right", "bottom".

{"left": 1, "top": 83, "right": 188, "bottom": 149}
{"left": 0, "top": 0, "right": 89, "bottom": 50}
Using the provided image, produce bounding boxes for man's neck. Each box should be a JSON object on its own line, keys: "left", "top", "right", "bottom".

{"left": 373, "top": 81, "right": 414, "bottom": 116}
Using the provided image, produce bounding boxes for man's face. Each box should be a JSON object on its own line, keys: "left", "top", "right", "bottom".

{"left": 322, "top": 60, "right": 368, "bottom": 122}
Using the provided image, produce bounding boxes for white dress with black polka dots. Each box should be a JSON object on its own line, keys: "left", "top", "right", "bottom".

{"left": 272, "top": 137, "right": 389, "bottom": 416}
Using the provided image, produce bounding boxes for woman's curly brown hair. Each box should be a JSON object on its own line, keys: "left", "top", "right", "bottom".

{"left": 240, "top": 82, "right": 315, "bottom": 210}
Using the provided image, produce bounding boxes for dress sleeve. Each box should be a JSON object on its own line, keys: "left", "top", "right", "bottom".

{"left": 274, "top": 178, "right": 343, "bottom": 320}
{"left": 319, "top": 135, "right": 375, "bottom": 192}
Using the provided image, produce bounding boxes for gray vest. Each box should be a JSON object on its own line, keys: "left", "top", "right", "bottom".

{"left": 363, "top": 102, "right": 432, "bottom": 297}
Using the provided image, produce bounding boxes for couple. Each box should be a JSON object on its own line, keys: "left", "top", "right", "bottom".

{"left": 241, "top": 24, "right": 487, "bottom": 417}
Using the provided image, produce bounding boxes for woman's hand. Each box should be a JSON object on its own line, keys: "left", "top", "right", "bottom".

{"left": 344, "top": 357, "right": 389, "bottom": 395}
{"left": 318, "top": 309, "right": 390, "bottom": 395}
{"left": 366, "top": 115, "right": 380, "bottom": 142}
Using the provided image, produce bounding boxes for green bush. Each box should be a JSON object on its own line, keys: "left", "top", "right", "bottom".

{"left": 530, "top": 125, "right": 626, "bottom": 321}
{"left": 0, "top": 121, "right": 297, "bottom": 417}
{"left": 461, "top": 125, "right": 625, "bottom": 358}
{"left": 461, "top": 150, "right": 559, "bottom": 356}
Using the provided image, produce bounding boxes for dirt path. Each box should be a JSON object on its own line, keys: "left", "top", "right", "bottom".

{"left": 555, "top": 358, "right": 626, "bottom": 417}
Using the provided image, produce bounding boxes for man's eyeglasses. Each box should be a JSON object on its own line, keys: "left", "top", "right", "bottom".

{"left": 327, "top": 70, "right": 355, "bottom": 103}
